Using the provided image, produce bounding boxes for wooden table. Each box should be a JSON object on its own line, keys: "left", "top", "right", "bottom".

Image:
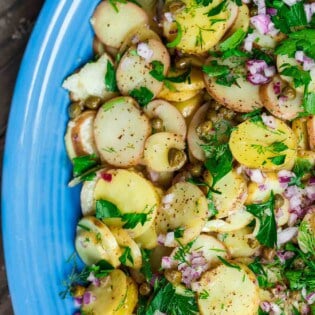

{"left": 0, "top": 1, "right": 44, "bottom": 313}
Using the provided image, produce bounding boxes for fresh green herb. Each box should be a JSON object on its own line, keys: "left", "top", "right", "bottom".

{"left": 199, "top": 290, "right": 209, "bottom": 299}
{"left": 292, "top": 306, "right": 301, "bottom": 315}
{"left": 268, "top": 154, "right": 286, "bottom": 165}
{"left": 205, "top": 0, "right": 227, "bottom": 16}
{"left": 248, "top": 259, "right": 273, "bottom": 288}
{"left": 222, "top": 48, "right": 249, "bottom": 59}
{"left": 96, "top": 200, "right": 121, "bottom": 219}
{"left": 166, "top": 68, "right": 191, "bottom": 83}
{"left": 119, "top": 247, "right": 134, "bottom": 265}
{"left": 173, "top": 241, "right": 194, "bottom": 264}
{"left": 251, "top": 48, "right": 274, "bottom": 65}
{"left": 108, "top": 0, "right": 127, "bottom": 13}
{"left": 174, "top": 227, "right": 185, "bottom": 239}
{"left": 217, "top": 256, "right": 241, "bottom": 270}
{"left": 103, "top": 146, "right": 116, "bottom": 153}
{"left": 149, "top": 60, "right": 165, "bottom": 82}
{"left": 105, "top": 61, "right": 118, "bottom": 92}
{"left": 195, "top": 0, "right": 213, "bottom": 5}
{"left": 219, "top": 29, "right": 246, "bottom": 52}
{"left": 72, "top": 154, "right": 99, "bottom": 177}
{"left": 140, "top": 249, "right": 153, "bottom": 281}
{"left": 303, "top": 90, "right": 315, "bottom": 115}
{"left": 251, "top": 141, "right": 288, "bottom": 155}
{"left": 121, "top": 212, "right": 150, "bottom": 229}
{"left": 246, "top": 192, "right": 277, "bottom": 248}
{"left": 258, "top": 307, "right": 269, "bottom": 315}
{"left": 129, "top": 49, "right": 138, "bottom": 56}
{"left": 280, "top": 66, "right": 311, "bottom": 88}
{"left": 146, "top": 281, "right": 198, "bottom": 315}
{"left": 241, "top": 108, "right": 263, "bottom": 120}
{"left": 167, "top": 21, "right": 183, "bottom": 48}
{"left": 130, "top": 86, "right": 154, "bottom": 107}
{"left": 68, "top": 166, "right": 100, "bottom": 187}
{"left": 289, "top": 158, "right": 313, "bottom": 187}
{"left": 231, "top": 0, "right": 242, "bottom": 6}
{"left": 202, "top": 62, "right": 229, "bottom": 77}
{"left": 297, "top": 220, "right": 315, "bottom": 254}
{"left": 77, "top": 223, "right": 91, "bottom": 232}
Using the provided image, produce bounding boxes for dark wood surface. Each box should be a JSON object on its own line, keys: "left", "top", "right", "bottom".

{"left": 0, "top": 1, "right": 44, "bottom": 314}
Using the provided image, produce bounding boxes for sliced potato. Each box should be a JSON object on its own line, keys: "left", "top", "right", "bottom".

{"left": 187, "top": 103, "right": 210, "bottom": 162}
{"left": 260, "top": 75, "right": 304, "bottom": 120}
{"left": 94, "top": 169, "right": 159, "bottom": 238}
{"left": 163, "top": 0, "right": 236, "bottom": 54}
{"left": 155, "top": 182, "right": 208, "bottom": 245}
{"left": 292, "top": 117, "right": 309, "bottom": 150}
{"left": 113, "top": 277, "right": 138, "bottom": 315}
{"left": 225, "top": 4, "right": 249, "bottom": 37}
{"left": 158, "top": 86, "right": 202, "bottom": 102}
{"left": 197, "top": 264, "right": 259, "bottom": 315}
{"left": 229, "top": 117, "right": 298, "bottom": 171}
{"left": 65, "top": 111, "right": 97, "bottom": 160}
{"left": 91, "top": 1, "right": 149, "bottom": 49}
{"left": 146, "top": 168, "right": 174, "bottom": 189}
{"left": 143, "top": 132, "right": 187, "bottom": 172}
{"left": 62, "top": 53, "right": 117, "bottom": 102}
{"left": 307, "top": 115, "right": 315, "bottom": 150}
{"left": 172, "top": 234, "right": 228, "bottom": 267}
{"left": 144, "top": 100, "right": 187, "bottom": 138}
{"left": 203, "top": 208, "right": 254, "bottom": 233}
{"left": 134, "top": 225, "right": 158, "bottom": 249}
{"left": 205, "top": 170, "right": 248, "bottom": 219}
{"left": 75, "top": 216, "right": 121, "bottom": 267}
{"left": 94, "top": 97, "right": 151, "bottom": 167}
{"left": 116, "top": 39, "right": 170, "bottom": 97}
{"left": 81, "top": 270, "right": 128, "bottom": 315}
{"left": 218, "top": 227, "right": 260, "bottom": 258}
{"left": 110, "top": 227, "right": 142, "bottom": 269}
{"left": 204, "top": 57, "right": 263, "bottom": 113}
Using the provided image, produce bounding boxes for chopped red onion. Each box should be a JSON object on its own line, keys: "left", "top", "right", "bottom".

{"left": 295, "top": 50, "right": 305, "bottom": 62}
{"left": 279, "top": 95, "right": 288, "bottom": 104}
{"left": 244, "top": 33, "right": 257, "bottom": 52}
{"left": 254, "top": 0, "right": 266, "bottom": 14}
{"left": 283, "top": 0, "right": 300, "bottom": 6}
{"left": 288, "top": 212, "right": 298, "bottom": 226}
{"left": 250, "top": 14, "right": 271, "bottom": 35}
{"left": 277, "top": 227, "right": 298, "bottom": 246}
{"left": 306, "top": 292, "right": 315, "bottom": 305}
{"left": 164, "top": 231, "right": 176, "bottom": 247}
{"left": 247, "top": 73, "right": 270, "bottom": 85}
{"left": 309, "top": 177, "right": 315, "bottom": 185}
{"left": 148, "top": 170, "right": 159, "bottom": 182}
{"left": 304, "top": 3, "right": 315, "bottom": 23}
{"left": 277, "top": 250, "right": 295, "bottom": 263}
{"left": 306, "top": 185, "right": 315, "bottom": 201}
{"left": 262, "top": 113, "right": 277, "bottom": 129}
{"left": 87, "top": 272, "right": 100, "bottom": 287}
{"left": 161, "top": 256, "right": 176, "bottom": 269}
{"left": 74, "top": 297, "right": 83, "bottom": 307}
{"left": 278, "top": 170, "right": 294, "bottom": 187}
{"left": 270, "top": 303, "right": 282, "bottom": 315}
{"left": 100, "top": 172, "right": 112, "bottom": 182}
{"left": 247, "top": 168, "right": 265, "bottom": 184}
{"left": 164, "top": 12, "right": 174, "bottom": 23}
{"left": 82, "top": 291, "right": 96, "bottom": 305}
{"left": 266, "top": 7, "right": 277, "bottom": 15}
{"left": 162, "top": 193, "right": 175, "bottom": 204}
{"left": 301, "top": 304, "right": 311, "bottom": 315}
{"left": 259, "top": 184, "right": 267, "bottom": 191}
{"left": 295, "top": 50, "right": 315, "bottom": 71}
{"left": 137, "top": 43, "right": 154, "bottom": 61}
{"left": 273, "top": 81, "right": 281, "bottom": 94}
{"left": 247, "top": 59, "right": 268, "bottom": 75}
{"left": 157, "top": 234, "right": 166, "bottom": 245}
{"left": 264, "top": 65, "right": 276, "bottom": 77}
{"left": 260, "top": 301, "right": 271, "bottom": 312}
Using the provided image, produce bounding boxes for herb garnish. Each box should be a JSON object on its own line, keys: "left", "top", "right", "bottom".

{"left": 217, "top": 256, "right": 241, "bottom": 270}
{"left": 167, "top": 21, "right": 183, "bottom": 48}
{"left": 289, "top": 158, "right": 313, "bottom": 187}
{"left": 130, "top": 86, "right": 154, "bottom": 107}
{"left": 205, "top": 0, "right": 227, "bottom": 16}
{"left": 140, "top": 249, "right": 153, "bottom": 281}
{"left": 105, "top": 61, "right": 118, "bottom": 92}
{"left": 268, "top": 154, "right": 286, "bottom": 165}
{"left": 246, "top": 192, "right": 277, "bottom": 248}
{"left": 72, "top": 154, "right": 99, "bottom": 177}
{"left": 219, "top": 29, "right": 246, "bottom": 52}
{"left": 119, "top": 247, "right": 134, "bottom": 265}
{"left": 108, "top": 0, "right": 127, "bottom": 13}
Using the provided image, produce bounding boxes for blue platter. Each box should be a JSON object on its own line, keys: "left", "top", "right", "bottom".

{"left": 2, "top": 1, "right": 100, "bottom": 314}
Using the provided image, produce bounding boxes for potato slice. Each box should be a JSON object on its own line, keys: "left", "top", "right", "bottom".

{"left": 292, "top": 117, "right": 309, "bottom": 150}
{"left": 91, "top": 1, "right": 149, "bottom": 49}
{"left": 144, "top": 100, "right": 187, "bottom": 138}
{"left": 260, "top": 75, "right": 304, "bottom": 120}
{"left": 163, "top": 0, "right": 236, "bottom": 54}
{"left": 110, "top": 227, "right": 142, "bottom": 269}
{"left": 158, "top": 86, "right": 201, "bottom": 102}
{"left": 62, "top": 53, "right": 117, "bottom": 102}
{"left": 204, "top": 57, "right": 263, "bottom": 113}
{"left": 143, "top": 132, "right": 187, "bottom": 172}
{"left": 81, "top": 270, "right": 128, "bottom": 315}
{"left": 225, "top": 4, "right": 249, "bottom": 37}
{"left": 197, "top": 264, "right": 259, "bottom": 315}
{"left": 187, "top": 103, "right": 210, "bottom": 162}
{"left": 172, "top": 234, "right": 228, "bottom": 267}
{"left": 229, "top": 117, "right": 298, "bottom": 171}
{"left": 205, "top": 170, "right": 248, "bottom": 219}
{"left": 94, "top": 97, "right": 151, "bottom": 167}
{"left": 203, "top": 208, "right": 254, "bottom": 233}
{"left": 64, "top": 111, "right": 97, "bottom": 160}
{"left": 116, "top": 39, "right": 170, "bottom": 97}
{"left": 134, "top": 225, "right": 158, "bottom": 249}
{"left": 307, "top": 115, "right": 315, "bottom": 150}
{"left": 94, "top": 169, "right": 159, "bottom": 238}
{"left": 155, "top": 182, "right": 208, "bottom": 245}
{"left": 113, "top": 277, "right": 138, "bottom": 315}
{"left": 75, "top": 216, "right": 121, "bottom": 267}
{"left": 218, "top": 227, "right": 260, "bottom": 258}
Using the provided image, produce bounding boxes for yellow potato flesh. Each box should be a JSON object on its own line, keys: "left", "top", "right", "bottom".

{"left": 229, "top": 118, "right": 297, "bottom": 171}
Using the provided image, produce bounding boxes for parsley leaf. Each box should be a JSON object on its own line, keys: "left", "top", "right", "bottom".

{"left": 130, "top": 86, "right": 154, "bottom": 107}
{"left": 280, "top": 66, "right": 311, "bottom": 88}
{"left": 205, "top": 0, "right": 227, "bottom": 16}
{"left": 72, "top": 154, "right": 99, "bottom": 177}
{"left": 96, "top": 200, "right": 121, "bottom": 219}
{"left": 219, "top": 29, "right": 246, "bottom": 52}
{"left": 121, "top": 213, "right": 150, "bottom": 229}
{"left": 119, "top": 247, "right": 134, "bottom": 265}
{"left": 149, "top": 60, "right": 165, "bottom": 82}
{"left": 217, "top": 257, "right": 241, "bottom": 270}
{"left": 108, "top": 0, "right": 127, "bottom": 13}
{"left": 289, "top": 158, "right": 313, "bottom": 187}
{"left": 167, "top": 21, "right": 183, "bottom": 48}
{"left": 195, "top": 0, "right": 213, "bottom": 5}
{"left": 303, "top": 91, "right": 315, "bottom": 114}
{"left": 246, "top": 192, "right": 277, "bottom": 248}
{"left": 297, "top": 220, "right": 315, "bottom": 254}
{"left": 140, "top": 249, "right": 153, "bottom": 281}
{"left": 202, "top": 61, "right": 229, "bottom": 77}
{"left": 268, "top": 154, "right": 286, "bottom": 165}
{"left": 105, "top": 61, "right": 118, "bottom": 92}
{"left": 248, "top": 259, "right": 273, "bottom": 288}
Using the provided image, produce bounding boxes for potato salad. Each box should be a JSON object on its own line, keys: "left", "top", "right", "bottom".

{"left": 61, "top": 0, "right": 315, "bottom": 314}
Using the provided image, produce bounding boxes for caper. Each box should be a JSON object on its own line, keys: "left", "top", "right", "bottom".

{"left": 196, "top": 120, "right": 213, "bottom": 139}
{"left": 282, "top": 86, "right": 296, "bottom": 100}
{"left": 168, "top": 148, "right": 186, "bottom": 167}
{"left": 139, "top": 282, "right": 151, "bottom": 296}
{"left": 188, "top": 163, "right": 203, "bottom": 177}
{"left": 164, "top": 269, "right": 182, "bottom": 285}
{"left": 250, "top": 7, "right": 258, "bottom": 16}
{"left": 175, "top": 56, "right": 204, "bottom": 69}
{"left": 85, "top": 96, "right": 102, "bottom": 109}
{"left": 70, "top": 285, "right": 86, "bottom": 297}
{"left": 68, "top": 102, "right": 83, "bottom": 119}
{"left": 151, "top": 117, "right": 164, "bottom": 132}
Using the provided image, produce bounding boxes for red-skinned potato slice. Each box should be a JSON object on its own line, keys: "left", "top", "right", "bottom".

{"left": 94, "top": 97, "right": 151, "bottom": 167}
{"left": 91, "top": 1, "right": 149, "bottom": 49}
{"left": 259, "top": 75, "right": 304, "bottom": 120}
{"left": 307, "top": 115, "right": 315, "bottom": 150}
{"left": 144, "top": 100, "right": 187, "bottom": 138}
{"left": 116, "top": 39, "right": 170, "bottom": 97}
{"left": 65, "top": 110, "right": 97, "bottom": 160}
{"left": 187, "top": 103, "right": 210, "bottom": 162}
